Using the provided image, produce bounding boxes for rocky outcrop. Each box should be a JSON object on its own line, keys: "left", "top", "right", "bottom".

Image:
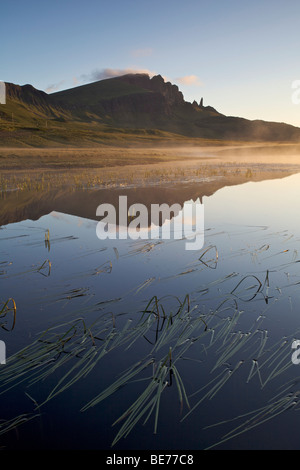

{"left": 150, "top": 75, "right": 184, "bottom": 105}
{"left": 62, "top": 74, "right": 188, "bottom": 121}
{"left": 114, "top": 74, "right": 184, "bottom": 106}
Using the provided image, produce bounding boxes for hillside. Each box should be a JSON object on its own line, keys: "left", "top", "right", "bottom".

{"left": 1, "top": 73, "right": 300, "bottom": 147}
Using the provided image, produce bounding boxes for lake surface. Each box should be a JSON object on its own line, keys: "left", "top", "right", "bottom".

{"left": 1, "top": 173, "right": 300, "bottom": 449}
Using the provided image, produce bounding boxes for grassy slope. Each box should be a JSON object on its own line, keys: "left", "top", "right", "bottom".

{"left": 51, "top": 77, "right": 152, "bottom": 104}
{"left": 0, "top": 98, "right": 192, "bottom": 148}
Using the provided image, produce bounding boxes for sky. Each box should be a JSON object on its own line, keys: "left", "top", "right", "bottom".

{"left": 1, "top": 0, "right": 300, "bottom": 126}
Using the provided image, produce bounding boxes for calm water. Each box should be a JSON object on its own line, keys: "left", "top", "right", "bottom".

{"left": 1, "top": 173, "right": 300, "bottom": 449}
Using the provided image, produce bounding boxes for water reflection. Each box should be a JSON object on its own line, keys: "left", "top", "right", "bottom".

{"left": 0, "top": 176, "right": 259, "bottom": 226}
{"left": 1, "top": 173, "right": 300, "bottom": 450}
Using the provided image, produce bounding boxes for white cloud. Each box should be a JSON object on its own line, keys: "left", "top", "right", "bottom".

{"left": 80, "top": 67, "right": 157, "bottom": 83}
{"left": 176, "top": 75, "right": 203, "bottom": 86}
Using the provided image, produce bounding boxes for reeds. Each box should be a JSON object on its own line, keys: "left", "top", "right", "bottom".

{"left": 0, "top": 265, "right": 298, "bottom": 447}
{"left": 0, "top": 298, "right": 17, "bottom": 331}
{"left": 204, "top": 386, "right": 300, "bottom": 449}
{"left": 45, "top": 229, "right": 50, "bottom": 251}
{"left": 0, "top": 413, "right": 38, "bottom": 437}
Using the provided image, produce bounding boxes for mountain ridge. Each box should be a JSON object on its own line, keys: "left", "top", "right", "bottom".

{"left": 1, "top": 73, "right": 300, "bottom": 146}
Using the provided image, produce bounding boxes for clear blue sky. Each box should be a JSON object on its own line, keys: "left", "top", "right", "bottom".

{"left": 1, "top": 0, "right": 300, "bottom": 126}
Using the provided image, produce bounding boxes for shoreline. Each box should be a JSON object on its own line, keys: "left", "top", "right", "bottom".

{"left": 1, "top": 143, "right": 300, "bottom": 192}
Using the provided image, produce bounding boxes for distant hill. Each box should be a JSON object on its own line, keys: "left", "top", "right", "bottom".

{"left": 1, "top": 73, "right": 300, "bottom": 146}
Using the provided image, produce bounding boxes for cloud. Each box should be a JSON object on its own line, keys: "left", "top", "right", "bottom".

{"left": 131, "top": 48, "right": 153, "bottom": 58}
{"left": 80, "top": 67, "right": 157, "bottom": 83}
{"left": 45, "top": 80, "right": 66, "bottom": 93}
{"left": 176, "top": 75, "right": 203, "bottom": 86}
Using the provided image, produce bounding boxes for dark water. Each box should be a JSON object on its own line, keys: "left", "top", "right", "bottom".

{"left": 1, "top": 173, "right": 300, "bottom": 450}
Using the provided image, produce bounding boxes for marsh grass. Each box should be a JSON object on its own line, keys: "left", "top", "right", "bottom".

{"left": 0, "top": 252, "right": 299, "bottom": 446}
{"left": 45, "top": 229, "right": 50, "bottom": 251}
{"left": 0, "top": 298, "right": 17, "bottom": 331}
{"left": 78, "top": 282, "right": 280, "bottom": 446}
{"left": 0, "top": 317, "right": 112, "bottom": 404}
{"left": 0, "top": 160, "right": 261, "bottom": 194}
{"left": 203, "top": 380, "right": 300, "bottom": 450}
{"left": 0, "top": 413, "right": 38, "bottom": 438}
{"left": 80, "top": 295, "right": 204, "bottom": 445}
{"left": 1, "top": 259, "right": 52, "bottom": 279}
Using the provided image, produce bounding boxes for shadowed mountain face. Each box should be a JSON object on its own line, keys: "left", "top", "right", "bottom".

{"left": 2, "top": 73, "right": 300, "bottom": 145}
